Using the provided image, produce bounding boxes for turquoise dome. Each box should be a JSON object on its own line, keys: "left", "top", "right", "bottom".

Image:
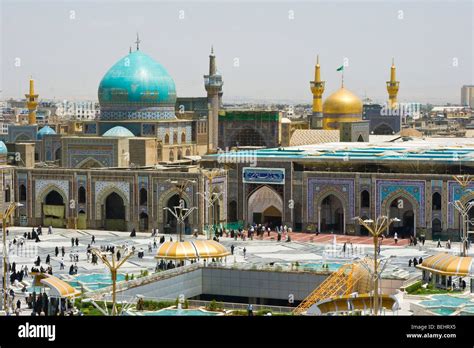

{"left": 98, "top": 51, "right": 177, "bottom": 122}
{"left": 37, "top": 125, "right": 56, "bottom": 140}
{"left": 103, "top": 126, "right": 135, "bottom": 137}
{"left": 0, "top": 141, "right": 7, "bottom": 155}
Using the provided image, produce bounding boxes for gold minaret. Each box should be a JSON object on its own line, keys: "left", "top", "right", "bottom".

{"left": 386, "top": 58, "right": 399, "bottom": 109}
{"left": 25, "top": 78, "right": 39, "bottom": 125}
{"left": 309, "top": 55, "right": 325, "bottom": 129}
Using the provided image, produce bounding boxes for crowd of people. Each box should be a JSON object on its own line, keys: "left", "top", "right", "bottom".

{"left": 225, "top": 224, "right": 292, "bottom": 243}
{"left": 408, "top": 257, "right": 423, "bottom": 267}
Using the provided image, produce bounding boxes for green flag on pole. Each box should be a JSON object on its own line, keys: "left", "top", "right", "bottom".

{"left": 336, "top": 65, "right": 344, "bottom": 71}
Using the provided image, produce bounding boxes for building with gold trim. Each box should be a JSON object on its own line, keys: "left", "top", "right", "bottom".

{"left": 4, "top": 42, "right": 227, "bottom": 233}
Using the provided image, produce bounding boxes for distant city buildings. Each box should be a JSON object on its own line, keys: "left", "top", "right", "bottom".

{"left": 461, "top": 85, "right": 474, "bottom": 108}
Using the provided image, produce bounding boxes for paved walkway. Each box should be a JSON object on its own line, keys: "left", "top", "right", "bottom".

{"left": 1, "top": 226, "right": 469, "bottom": 315}
{"left": 246, "top": 231, "right": 410, "bottom": 246}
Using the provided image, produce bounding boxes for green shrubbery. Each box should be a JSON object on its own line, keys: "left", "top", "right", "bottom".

{"left": 174, "top": 297, "right": 189, "bottom": 309}
{"left": 206, "top": 299, "right": 224, "bottom": 311}
{"left": 405, "top": 280, "right": 422, "bottom": 294}
{"left": 406, "top": 281, "right": 462, "bottom": 295}
{"left": 141, "top": 300, "right": 175, "bottom": 311}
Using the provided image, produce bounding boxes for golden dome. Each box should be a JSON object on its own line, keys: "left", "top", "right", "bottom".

{"left": 323, "top": 87, "right": 363, "bottom": 114}
{"left": 155, "top": 240, "right": 230, "bottom": 260}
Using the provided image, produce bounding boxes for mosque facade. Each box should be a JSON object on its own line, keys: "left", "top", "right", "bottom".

{"left": 202, "top": 58, "right": 470, "bottom": 242}
{"left": 3, "top": 42, "right": 226, "bottom": 233}
{"left": 1, "top": 45, "right": 466, "bottom": 242}
{"left": 204, "top": 141, "right": 474, "bottom": 242}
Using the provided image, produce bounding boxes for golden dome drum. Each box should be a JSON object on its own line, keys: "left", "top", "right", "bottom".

{"left": 322, "top": 87, "right": 363, "bottom": 130}
{"left": 155, "top": 240, "right": 230, "bottom": 260}
{"left": 323, "top": 87, "right": 363, "bottom": 114}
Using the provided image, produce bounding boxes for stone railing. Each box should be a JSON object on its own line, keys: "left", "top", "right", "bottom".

{"left": 87, "top": 263, "right": 200, "bottom": 299}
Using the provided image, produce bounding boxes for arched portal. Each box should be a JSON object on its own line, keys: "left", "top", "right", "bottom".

{"left": 432, "top": 218, "right": 442, "bottom": 240}
{"left": 361, "top": 190, "right": 370, "bottom": 208}
{"left": 19, "top": 184, "right": 27, "bottom": 201}
{"left": 78, "top": 158, "right": 102, "bottom": 169}
{"left": 43, "top": 190, "right": 65, "bottom": 228}
{"left": 228, "top": 200, "right": 238, "bottom": 222}
{"left": 15, "top": 134, "right": 31, "bottom": 142}
{"left": 247, "top": 186, "right": 283, "bottom": 228}
{"left": 78, "top": 186, "right": 86, "bottom": 204}
{"left": 105, "top": 192, "right": 126, "bottom": 231}
{"left": 388, "top": 197, "right": 414, "bottom": 238}
{"left": 163, "top": 194, "right": 188, "bottom": 234}
{"left": 294, "top": 202, "right": 302, "bottom": 231}
{"left": 432, "top": 192, "right": 442, "bottom": 210}
{"left": 320, "top": 194, "right": 344, "bottom": 234}
{"left": 373, "top": 123, "right": 394, "bottom": 135}
{"left": 77, "top": 210, "right": 87, "bottom": 229}
{"left": 231, "top": 128, "right": 267, "bottom": 147}
{"left": 139, "top": 188, "right": 147, "bottom": 205}
{"left": 359, "top": 215, "right": 370, "bottom": 236}
{"left": 213, "top": 200, "right": 221, "bottom": 226}
{"left": 5, "top": 186, "right": 10, "bottom": 202}
{"left": 54, "top": 148, "right": 61, "bottom": 161}
{"left": 139, "top": 212, "right": 149, "bottom": 232}
{"left": 262, "top": 206, "right": 282, "bottom": 226}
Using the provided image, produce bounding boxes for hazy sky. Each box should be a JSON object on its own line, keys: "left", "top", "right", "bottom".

{"left": 1, "top": 0, "right": 473, "bottom": 104}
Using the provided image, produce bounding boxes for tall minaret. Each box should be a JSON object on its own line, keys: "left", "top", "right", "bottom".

{"left": 309, "top": 55, "right": 325, "bottom": 129}
{"left": 386, "top": 58, "right": 400, "bottom": 109}
{"left": 204, "top": 46, "right": 223, "bottom": 153}
{"left": 25, "top": 78, "right": 39, "bottom": 125}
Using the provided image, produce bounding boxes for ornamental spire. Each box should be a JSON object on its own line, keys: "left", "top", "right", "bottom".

{"left": 135, "top": 33, "right": 141, "bottom": 51}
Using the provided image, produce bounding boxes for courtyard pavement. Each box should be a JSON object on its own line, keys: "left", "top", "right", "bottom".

{"left": 1, "top": 226, "right": 471, "bottom": 315}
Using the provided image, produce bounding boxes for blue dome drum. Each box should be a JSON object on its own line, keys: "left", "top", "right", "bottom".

{"left": 103, "top": 126, "right": 135, "bottom": 137}
{"left": 37, "top": 125, "right": 57, "bottom": 140}
{"left": 98, "top": 50, "right": 177, "bottom": 121}
{"left": 0, "top": 141, "right": 7, "bottom": 155}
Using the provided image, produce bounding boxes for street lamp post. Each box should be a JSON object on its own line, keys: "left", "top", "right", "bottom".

{"left": 198, "top": 169, "right": 225, "bottom": 240}
{"left": 165, "top": 179, "right": 196, "bottom": 241}
{"left": 452, "top": 175, "right": 474, "bottom": 256}
{"left": 353, "top": 215, "right": 399, "bottom": 316}
{"left": 197, "top": 191, "right": 222, "bottom": 240}
{"left": 90, "top": 246, "right": 134, "bottom": 316}
{"left": 2, "top": 202, "right": 22, "bottom": 312}
{"left": 163, "top": 199, "right": 196, "bottom": 242}
{"left": 450, "top": 200, "right": 474, "bottom": 257}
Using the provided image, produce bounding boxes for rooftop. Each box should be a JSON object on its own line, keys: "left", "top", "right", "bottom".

{"left": 209, "top": 136, "right": 474, "bottom": 164}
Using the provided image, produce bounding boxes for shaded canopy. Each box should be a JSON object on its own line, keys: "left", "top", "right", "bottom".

{"left": 307, "top": 293, "right": 399, "bottom": 315}
{"left": 155, "top": 240, "right": 230, "bottom": 260}
{"left": 416, "top": 253, "right": 473, "bottom": 277}
{"left": 32, "top": 273, "right": 80, "bottom": 298}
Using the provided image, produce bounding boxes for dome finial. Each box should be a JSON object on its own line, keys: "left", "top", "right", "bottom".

{"left": 135, "top": 33, "right": 141, "bottom": 51}
{"left": 211, "top": 45, "right": 214, "bottom": 56}
{"left": 129, "top": 46, "right": 132, "bottom": 54}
